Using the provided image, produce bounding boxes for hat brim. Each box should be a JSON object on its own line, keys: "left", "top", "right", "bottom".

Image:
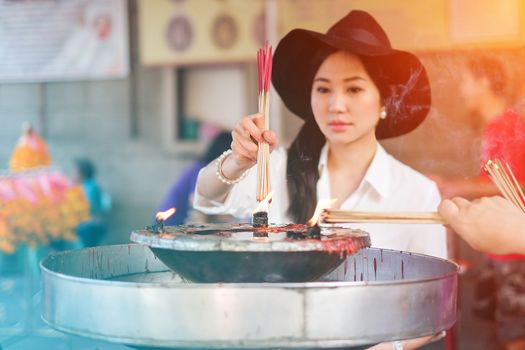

{"left": 272, "top": 29, "right": 431, "bottom": 139}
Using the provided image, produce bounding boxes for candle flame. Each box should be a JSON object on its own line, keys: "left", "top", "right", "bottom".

{"left": 307, "top": 199, "right": 337, "bottom": 226}
{"left": 156, "top": 208, "right": 176, "bottom": 221}
{"left": 253, "top": 191, "right": 273, "bottom": 213}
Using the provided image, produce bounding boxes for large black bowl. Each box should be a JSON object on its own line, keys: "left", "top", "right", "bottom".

{"left": 150, "top": 249, "right": 347, "bottom": 283}
{"left": 130, "top": 224, "right": 371, "bottom": 283}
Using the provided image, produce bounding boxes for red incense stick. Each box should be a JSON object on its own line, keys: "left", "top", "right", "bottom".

{"left": 256, "top": 42, "right": 272, "bottom": 202}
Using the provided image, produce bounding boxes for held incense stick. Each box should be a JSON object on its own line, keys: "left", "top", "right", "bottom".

{"left": 322, "top": 210, "right": 445, "bottom": 224}
{"left": 321, "top": 160, "right": 524, "bottom": 225}
{"left": 256, "top": 42, "right": 272, "bottom": 202}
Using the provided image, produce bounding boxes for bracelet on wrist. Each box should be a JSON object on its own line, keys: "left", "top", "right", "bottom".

{"left": 392, "top": 341, "right": 404, "bottom": 350}
{"left": 215, "top": 149, "right": 249, "bottom": 185}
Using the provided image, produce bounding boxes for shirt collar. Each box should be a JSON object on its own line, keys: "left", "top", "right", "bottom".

{"left": 318, "top": 142, "right": 391, "bottom": 198}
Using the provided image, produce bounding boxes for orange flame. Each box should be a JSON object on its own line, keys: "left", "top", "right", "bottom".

{"left": 156, "top": 208, "right": 176, "bottom": 221}
{"left": 307, "top": 199, "right": 337, "bottom": 226}
{"left": 253, "top": 191, "right": 273, "bottom": 213}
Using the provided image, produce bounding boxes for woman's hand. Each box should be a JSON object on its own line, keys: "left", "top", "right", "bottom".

{"left": 229, "top": 113, "right": 278, "bottom": 170}
{"left": 439, "top": 196, "right": 525, "bottom": 254}
{"left": 194, "top": 113, "right": 279, "bottom": 202}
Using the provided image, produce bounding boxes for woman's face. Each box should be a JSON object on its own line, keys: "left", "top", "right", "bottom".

{"left": 311, "top": 51, "right": 382, "bottom": 146}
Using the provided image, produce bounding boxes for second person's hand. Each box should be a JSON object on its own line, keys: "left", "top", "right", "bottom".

{"left": 438, "top": 196, "right": 525, "bottom": 254}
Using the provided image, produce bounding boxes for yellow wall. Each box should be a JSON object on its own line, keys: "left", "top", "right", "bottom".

{"left": 278, "top": 0, "right": 525, "bottom": 51}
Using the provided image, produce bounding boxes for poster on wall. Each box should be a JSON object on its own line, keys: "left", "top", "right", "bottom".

{"left": 138, "top": 0, "right": 265, "bottom": 66}
{"left": 0, "top": 0, "right": 129, "bottom": 83}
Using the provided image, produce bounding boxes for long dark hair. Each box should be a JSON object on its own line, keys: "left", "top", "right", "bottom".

{"left": 286, "top": 51, "right": 389, "bottom": 223}
{"left": 286, "top": 121, "right": 326, "bottom": 223}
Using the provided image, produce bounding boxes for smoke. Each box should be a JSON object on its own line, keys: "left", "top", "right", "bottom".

{"left": 382, "top": 52, "right": 488, "bottom": 177}
{"left": 386, "top": 64, "right": 425, "bottom": 120}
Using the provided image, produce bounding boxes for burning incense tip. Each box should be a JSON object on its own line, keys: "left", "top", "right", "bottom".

{"left": 306, "top": 199, "right": 336, "bottom": 239}
{"left": 147, "top": 208, "right": 176, "bottom": 234}
{"left": 156, "top": 208, "right": 176, "bottom": 221}
{"left": 253, "top": 191, "right": 273, "bottom": 212}
{"left": 308, "top": 198, "right": 337, "bottom": 227}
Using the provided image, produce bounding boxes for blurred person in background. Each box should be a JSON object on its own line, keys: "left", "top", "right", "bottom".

{"left": 433, "top": 57, "right": 525, "bottom": 199}
{"left": 157, "top": 131, "right": 233, "bottom": 225}
{"left": 434, "top": 57, "right": 525, "bottom": 350}
{"left": 73, "top": 158, "right": 109, "bottom": 248}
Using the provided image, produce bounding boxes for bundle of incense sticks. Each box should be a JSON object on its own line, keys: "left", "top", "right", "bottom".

{"left": 484, "top": 159, "right": 525, "bottom": 212}
{"left": 256, "top": 42, "right": 272, "bottom": 202}
{"left": 322, "top": 210, "right": 445, "bottom": 224}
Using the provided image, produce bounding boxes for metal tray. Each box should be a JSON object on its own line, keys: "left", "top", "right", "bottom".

{"left": 41, "top": 244, "right": 457, "bottom": 349}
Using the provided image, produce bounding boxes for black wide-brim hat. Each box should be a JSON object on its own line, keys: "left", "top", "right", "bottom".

{"left": 272, "top": 10, "right": 431, "bottom": 139}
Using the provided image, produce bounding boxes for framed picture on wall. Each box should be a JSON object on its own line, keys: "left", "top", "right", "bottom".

{"left": 0, "top": 0, "right": 129, "bottom": 82}
{"left": 138, "top": 0, "right": 266, "bottom": 66}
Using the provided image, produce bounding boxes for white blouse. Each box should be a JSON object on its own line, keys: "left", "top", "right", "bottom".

{"left": 194, "top": 143, "right": 447, "bottom": 259}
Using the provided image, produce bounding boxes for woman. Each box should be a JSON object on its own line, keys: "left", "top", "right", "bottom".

{"left": 194, "top": 10, "right": 446, "bottom": 259}
{"left": 195, "top": 11, "right": 447, "bottom": 348}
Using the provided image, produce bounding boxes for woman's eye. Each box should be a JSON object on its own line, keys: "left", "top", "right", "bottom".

{"left": 316, "top": 86, "right": 330, "bottom": 93}
{"left": 348, "top": 87, "right": 363, "bottom": 93}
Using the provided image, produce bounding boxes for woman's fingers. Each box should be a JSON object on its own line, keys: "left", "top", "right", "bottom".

{"left": 229, "top": 115, "right": 262, "bottom": 168}
{"left": 232, "top": 128, "right": 257, "bottom": 150}
{"left": 234, "top": 137, "right": 257, "bottom": 158}
{"left": 240, "top": 115, "right": 263, "bottom": 143}
{"left": 251, "top": 113, "right": 265, "bottom": 130}
{"left": 230, "top": 113, "right": 280, "bottom": 167}
{"left": 263, "top": 130, "right": 279, "bottom": 151}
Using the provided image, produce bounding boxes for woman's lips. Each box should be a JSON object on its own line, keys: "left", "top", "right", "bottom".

{"left": 328, "top": 121, "right": 352, "bottom": 132}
